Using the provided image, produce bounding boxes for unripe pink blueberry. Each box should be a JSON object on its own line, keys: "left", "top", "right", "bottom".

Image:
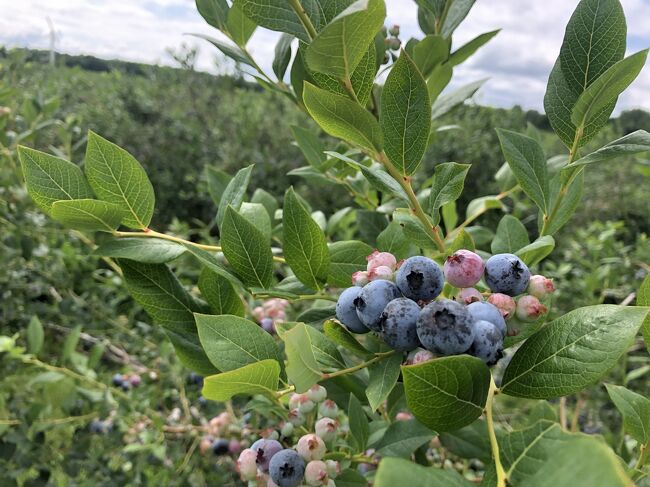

{"left": 306, "top": 385, "right": 327, "bottom": 403}
{"left": 527, "top": 275, "right": 555, "bottom": 298}
{"left": 516, "top": 295, "right": 548, "bottom": 322}
{"left": 487, "top": 293, "right": 516, "bottom": 320}
{"left": 412, "top": 349, "right": 435, "bottom": 365}
{"left": 318, "top": 400, "right": 338, "bottom": 419}
{"left": 288, "top": 408, "right": 305, "bottom": 427}
{"left": 352, "top": 271, "right": 369, "bottom": 286}
{"left": 305, "top": 460, "right": 329, "bottom": 486}
{"left": 252, "top": 306, "right": 265, "bottom": 321}
{"left": 297, "top": 434, "right": 326, "bottom": 461}
{"left": 367, "top": 250, "right": 397, "bottom": 272}
{"left": 315, "top": 417, "right": 338, "bottom": 442}
{"left": 325, "top": 460, "right": 340, "bottom": 478}
{"left": 395, "top": 411, "right": 413, "bottom": 421}
{"left": 368, "top": 265, "right": 393, "bottom": 281}
{"left": 200, "top": 436, "right": 213, "bottom": 455}
{"left": 229, "top": 439, "right": 243, "bottom": 455}
{"left": 444, "top": 249, "right": 485, "bottom": 288}
{"left": 237, "top": 448, "right": 258, "bottom": 480}
{"left": 457, "top": 287, "right": 483, "bottom": 304}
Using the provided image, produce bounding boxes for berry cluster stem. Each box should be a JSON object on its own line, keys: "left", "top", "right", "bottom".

{"left": 485, "top": 375, "right": 507, "bottom": 487}
{"left": 321, "top": 350, "right": 397, "bottom": 380}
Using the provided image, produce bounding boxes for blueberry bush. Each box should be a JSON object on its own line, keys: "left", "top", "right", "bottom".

{"left": 12, "top": 0, "right": 650, "bottom": 485}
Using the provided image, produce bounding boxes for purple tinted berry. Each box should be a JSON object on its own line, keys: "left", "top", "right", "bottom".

{"left": 354, "top": 280, "right": 401, "bottom": 331}
{"left": 336, "top": 287, "right": 369, "bottom": 334}
{"left": 252, "top": 439, "right": 283, "bottom": 472}
{"left": 416, "top": 299, "right": 475, "bottom": 355}
{"left": 484, "top": 253, "right": 530, "bottom": 296}
{"left": 212, "top": 438, "right": 230, "bottom": 456}
{"left": 261, "top": 318, "right": 276, "bottom": 334}
{"left": 269, "top": 449, "right": 306, "bottom": 487}
{"left": 395, "top": 256, "right": 443, "bottom": 302}
{"left": 229, "top": 439, "right": 243, "bottom": 455}
{"left": 466, "top": 301, "right": 507, "bottom": 337}
{"left": 378, "top": 298, "right": 421, "bottom": 352}
{"left": 468, "top": 320, "right": 503, "bottom": 365}
{"left": 444, "top": 250, "right": 485, "bottom": 288}
{"left": 457, "top": 287, "right": 482, "bottom": 304}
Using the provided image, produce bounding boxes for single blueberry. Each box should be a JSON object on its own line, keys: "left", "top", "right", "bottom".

{"left": 417, "top": 299, "right": 475, "bottom": 355}
{"left": 188, "top": 372, "right": 204, "bottom": 387}
{"left": 466, "top": 301, "right": 507, "bottom": 337}
{"left": 212, "top": 438, "right": 230, "bottom": 456}
{"left": 395, "top": 256, "right": 443, "bottom": 301}
{"left": 89, "top": 419, "right": 105, "bottom": 434}
{"left": 354, "top": 280, "right": 401, "bottom": 331}
{"left": 269, "top": 449, "right": 306, "bottom": 487}
{"left": 484, "top": 253, "right": 530, "bottom": 296}
{"left": 468, "top": 320, "right": 504, "bottom": 365}
{"left": 336, "top": 286, "right": 369, "bottom": 334}
{"left": 379, "top": 298, "right": 422, "bottom": 352}
{"left": 251, "top": 438, "right": 283, "bottom": 472}
{"left": 111, "top": 374, "right": 123, "bottom": 387}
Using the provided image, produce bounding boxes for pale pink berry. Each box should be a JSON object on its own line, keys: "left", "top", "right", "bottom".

{"left": 200, "top": 436, "right": 213, "bottom": 455}
{"left": 444, "top": 249, "right": 485, "bottom": 288}
{"left": 325, "top": 460, "right": 340, "bottom": 478}
{"left": 288, "top": 408, "right": 305, "bottom": 427}
{"left": 395, "top": 411, "right": 413, "bottom": 421}
{"left": 252, "top": 306, "right": 265, "bottom": 321}
{"left": 457, "top": 287, "right": 482, "bottom": 304}
{"left": 237, "top": 448, "right": 258, "bottom": 480}
{"left": 368, "top": 265, "right": 394, "bottom": 281}
{"left": 352, "top": 271, "right": 369, "bottom": 286}
{"left": 528, "top": 275, "right": 555, "bottom": 298}
{"left": 367, "top": 250, "right": 397, "bottom": 272}
{"left": 516, "top": 295, "right": 548, "bottom": 322}
{"left": 488, "top": 293, "right": 516, "bottom": 320}
{"left": 315, "top": 417, "right": 338, "bottom": 442}
{"left": 289, "top": 393, "right": 303, "bottom": 409}
{"left": 297, "top": 434, "right": 326, "bottom": 461}
{"left": 412, "top": 349, "right": 435, "bottom": 365}
{"left": 306, "top": 385, "right": 327, "bottom": 403}
{"left": 305, "top": 460, "right": 329, "bottom": 486}
{"left": 318, "top": 400, "right": 338, "bottom": 419}
{"left": 229, "top": 439, "right": 242, "bottom": 455}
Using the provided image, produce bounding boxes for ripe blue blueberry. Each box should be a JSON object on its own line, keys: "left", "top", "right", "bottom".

{"left": 112, "top": 373, "right": 124, "bottom": 387}
{"left": 354, "top": 280, "right": 401, "bottom": 331}
{"left": 468, "top": 320, "right": 504, "bottom": 365}
{"left": 212, "top": 438, "right": 230, "bottom": 456}
{"left": 269, "top": 449, "right": 306, "bottom": 487}
{"left": 336, "top": 286, "right": 369, "bottom": 334}
{"left": 379, "top": 298, "right": 422, "bottom": 351}
{"left": 484, "top": 253, "right": 530, "bottom": 296}
{"left": 395, "top": 256, "right": 443, "bottom": 301}
{"left": 251, "top": 438, "right": 283, "bottom": 472}
{"left": 89, "top": 419, "right": 105, "bottom": 434}
{"left": 416, "top": 299, "right": 475, "bottom": 355}
{"left": 466, "top": 301, "right": 507, "bottom": 337}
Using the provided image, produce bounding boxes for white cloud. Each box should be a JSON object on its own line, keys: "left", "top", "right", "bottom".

{"left": 0, "top": 0, "right": 648, "bottom": 112}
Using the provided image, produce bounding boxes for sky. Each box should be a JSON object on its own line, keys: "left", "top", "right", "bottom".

{"left": 1, "top": 0, "right": 649, "bottom": 112}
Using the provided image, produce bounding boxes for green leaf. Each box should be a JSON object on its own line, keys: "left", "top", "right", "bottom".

{"left": 567, "top": 130, "right": 650, "bottom": 168}
{"left": 17, "top": 146, "right": 93, "bottom": 215}
{"left": 376, "top": 221, "right": 415, "bottom": 260}
{"left": 440, "top": 0, "right": 475, "bottom": 38}
{"left": 190, "top": 33, "right": 254, "bottom": 67}
{"left": 273, "top": 33, "right": 294, "bottom": 80}
{"left": 348, "top": 394, "right": 369, "bottom": 451}
{"left": 366, "top": 353, "right": 402, "bottom": 412}
{"left": 323, "top": 319, "right": 371, "bottom": 357}
{"left": 194, "top": 313, "right": 282, "bottom": 372}
{"left": 276, "top": 321, "right": 345, "bottom": 370}
{"left": 195, "top": 0, "right": 229, "bottom": 30}
{"left": 639, "top": 274, "right": 650, "bottom": 306}
{"left": 216, "top": 164, "right": 253, "bottom": 230}
{"left": 235, "top": 0, "right": 319, "bottom": 42}
{"left": 448, "top": 229, "right": 475, "bottom": 253}
{"left": 515, "top": 235, "right": 555, "bottom": 266}
{"left": 303, "top": 82, "right": 383, "bottom": 153}
{"left": 94, "top": 238, "right": 186, "bottom": 264}
{"left": 491, "top": 215, "right": 530, "bottom": 254}
{"left": 501, "top": 305, "right": 650, "bottom": 398}
{"left": 543, "top": 0, "right": 626, "bottom": 148}
{"left": 119, "top": 260, "right": 216, "bottom": 375}
{"left": 543, "top": 171, "right": 584, "bottom": 235}
{"left": 50, "top": 199, "right": 126, "bottom": 232}
{"left": 305, "top": 0, "right": 385, "bottom": 79}
{"left": 496, "top": 129, "right": 549, "bottom": 213}
{"left": 198, "top": 267, "right": 245, "bottom": 316}
{"left": 221, "top": 206, "right": 274, "bottom": 289}
{"left": 374, "top": 457, "right": 471, "bottom": 487}
{"left": 61, "top": 325, "right": 81, "bottom": 363}
{"left": 402, "top": 355, "right": 490, "bottom": 432}
{"left": 605, "top": 384, "right": 650, "bottom": 444}
{"left": 227, "top": 2, "right": 257, "bottom": 45}
{"left": 428, "top": 162, "right": 471, "bottom": 225}
{"left": 291, "top": 125, "right": 326, "bottom": 168}
{"left": 283, "top": 187, "right": 330, "bottom": 290}
{"left": 202, "top": 360, "right": 280, "bottom": 401}
{"left": 239, "top": 202, "right": 272, "bottom": 242}
{"left": 334, "top": 469, "right": 368, "bottom": 487}
{"left": 465, "top": 195, "right": 504, "bottom": 221}
{"left": 84, "top": 132, "right": 155, "bottom": 229}
{"left": 412, "top": 35, "right": 448, "bottom": 77}
{"left": 439, "top": 420, "right": 493, "bottom": 463}
{"left": 373, "top": 419, "right": 435, "bottom": 458}
{"left": 327, "top": 240, "right": 373, "bottom": 288}
{"left": 442, "top": 200, "right": 458, "bottom": 232}
{"left": 282, "top": 323, "right": 322, "bottom": 392}
{"left": 251, "top": 188, "right": 279, "bottom": 221}
{"left": 381, "top": 52, "right": 431, "bottom": 175}
{"left": 27, "top": 316, "right": 44, "bottom": 355}
{"left": 431, "top": 78, "right": 485, "bottom": 120}
{"left": 571, "top": 49, "right": 648, "bottom": 128}
{"left": 182, "top": 244, "right": 245, "bottom": 289}
{"left": 426, "top": 63, "right": 453, "bottom": 102}
{"left": 447, "top": 29, "right": 499, "bottom": 67}
{"left": 296, "top": 305, "right": 336, "bottom": 324}
{"left": 205, "top": 166, "right": 232, "bottom": 207}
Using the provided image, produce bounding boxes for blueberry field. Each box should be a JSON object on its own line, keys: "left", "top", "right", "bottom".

{"left": 1, "top": 0, "right": 650, "bottom": 485}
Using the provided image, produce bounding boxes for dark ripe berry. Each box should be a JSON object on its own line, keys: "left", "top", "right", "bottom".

{"left": 89, "top": 419, "right": 105, "bottom": 434}
{"left": 395, "top": 256, "right": 443, "bottom": 302}
{"left": 112, "top": 374, "right": 124, "bottom": 387}
{"left": 269, "top": 449, "right": 306, "bottom": 487}
{"left": 484, "top": 253, "right": 530, "bottom": 296}
{"left": 212, "top": 438, "right": 230, "bottom": 456}
{"left": 379, "top": 298, "right": 421, "bottom": 352}
{"left": 416, "top": 299, "right": 475, "bottom": 355}
{"left": 336, "top": 286, "right": 369, "bottom": 334}
{"left": 354, "top": 280, "right": 401, "bottom": 331}
{"left": 468, "top": 320, "right": 503, "bottom": 365}
{"left": 467, "top": 301, "right": 507, "bottom": 337}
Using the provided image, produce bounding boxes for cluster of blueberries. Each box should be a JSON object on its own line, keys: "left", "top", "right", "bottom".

{"left": 112, "top": 372, "right": 141, "bottom": 391}
{"left": 336, "top": 250, "right": 554, "bottom": 366}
